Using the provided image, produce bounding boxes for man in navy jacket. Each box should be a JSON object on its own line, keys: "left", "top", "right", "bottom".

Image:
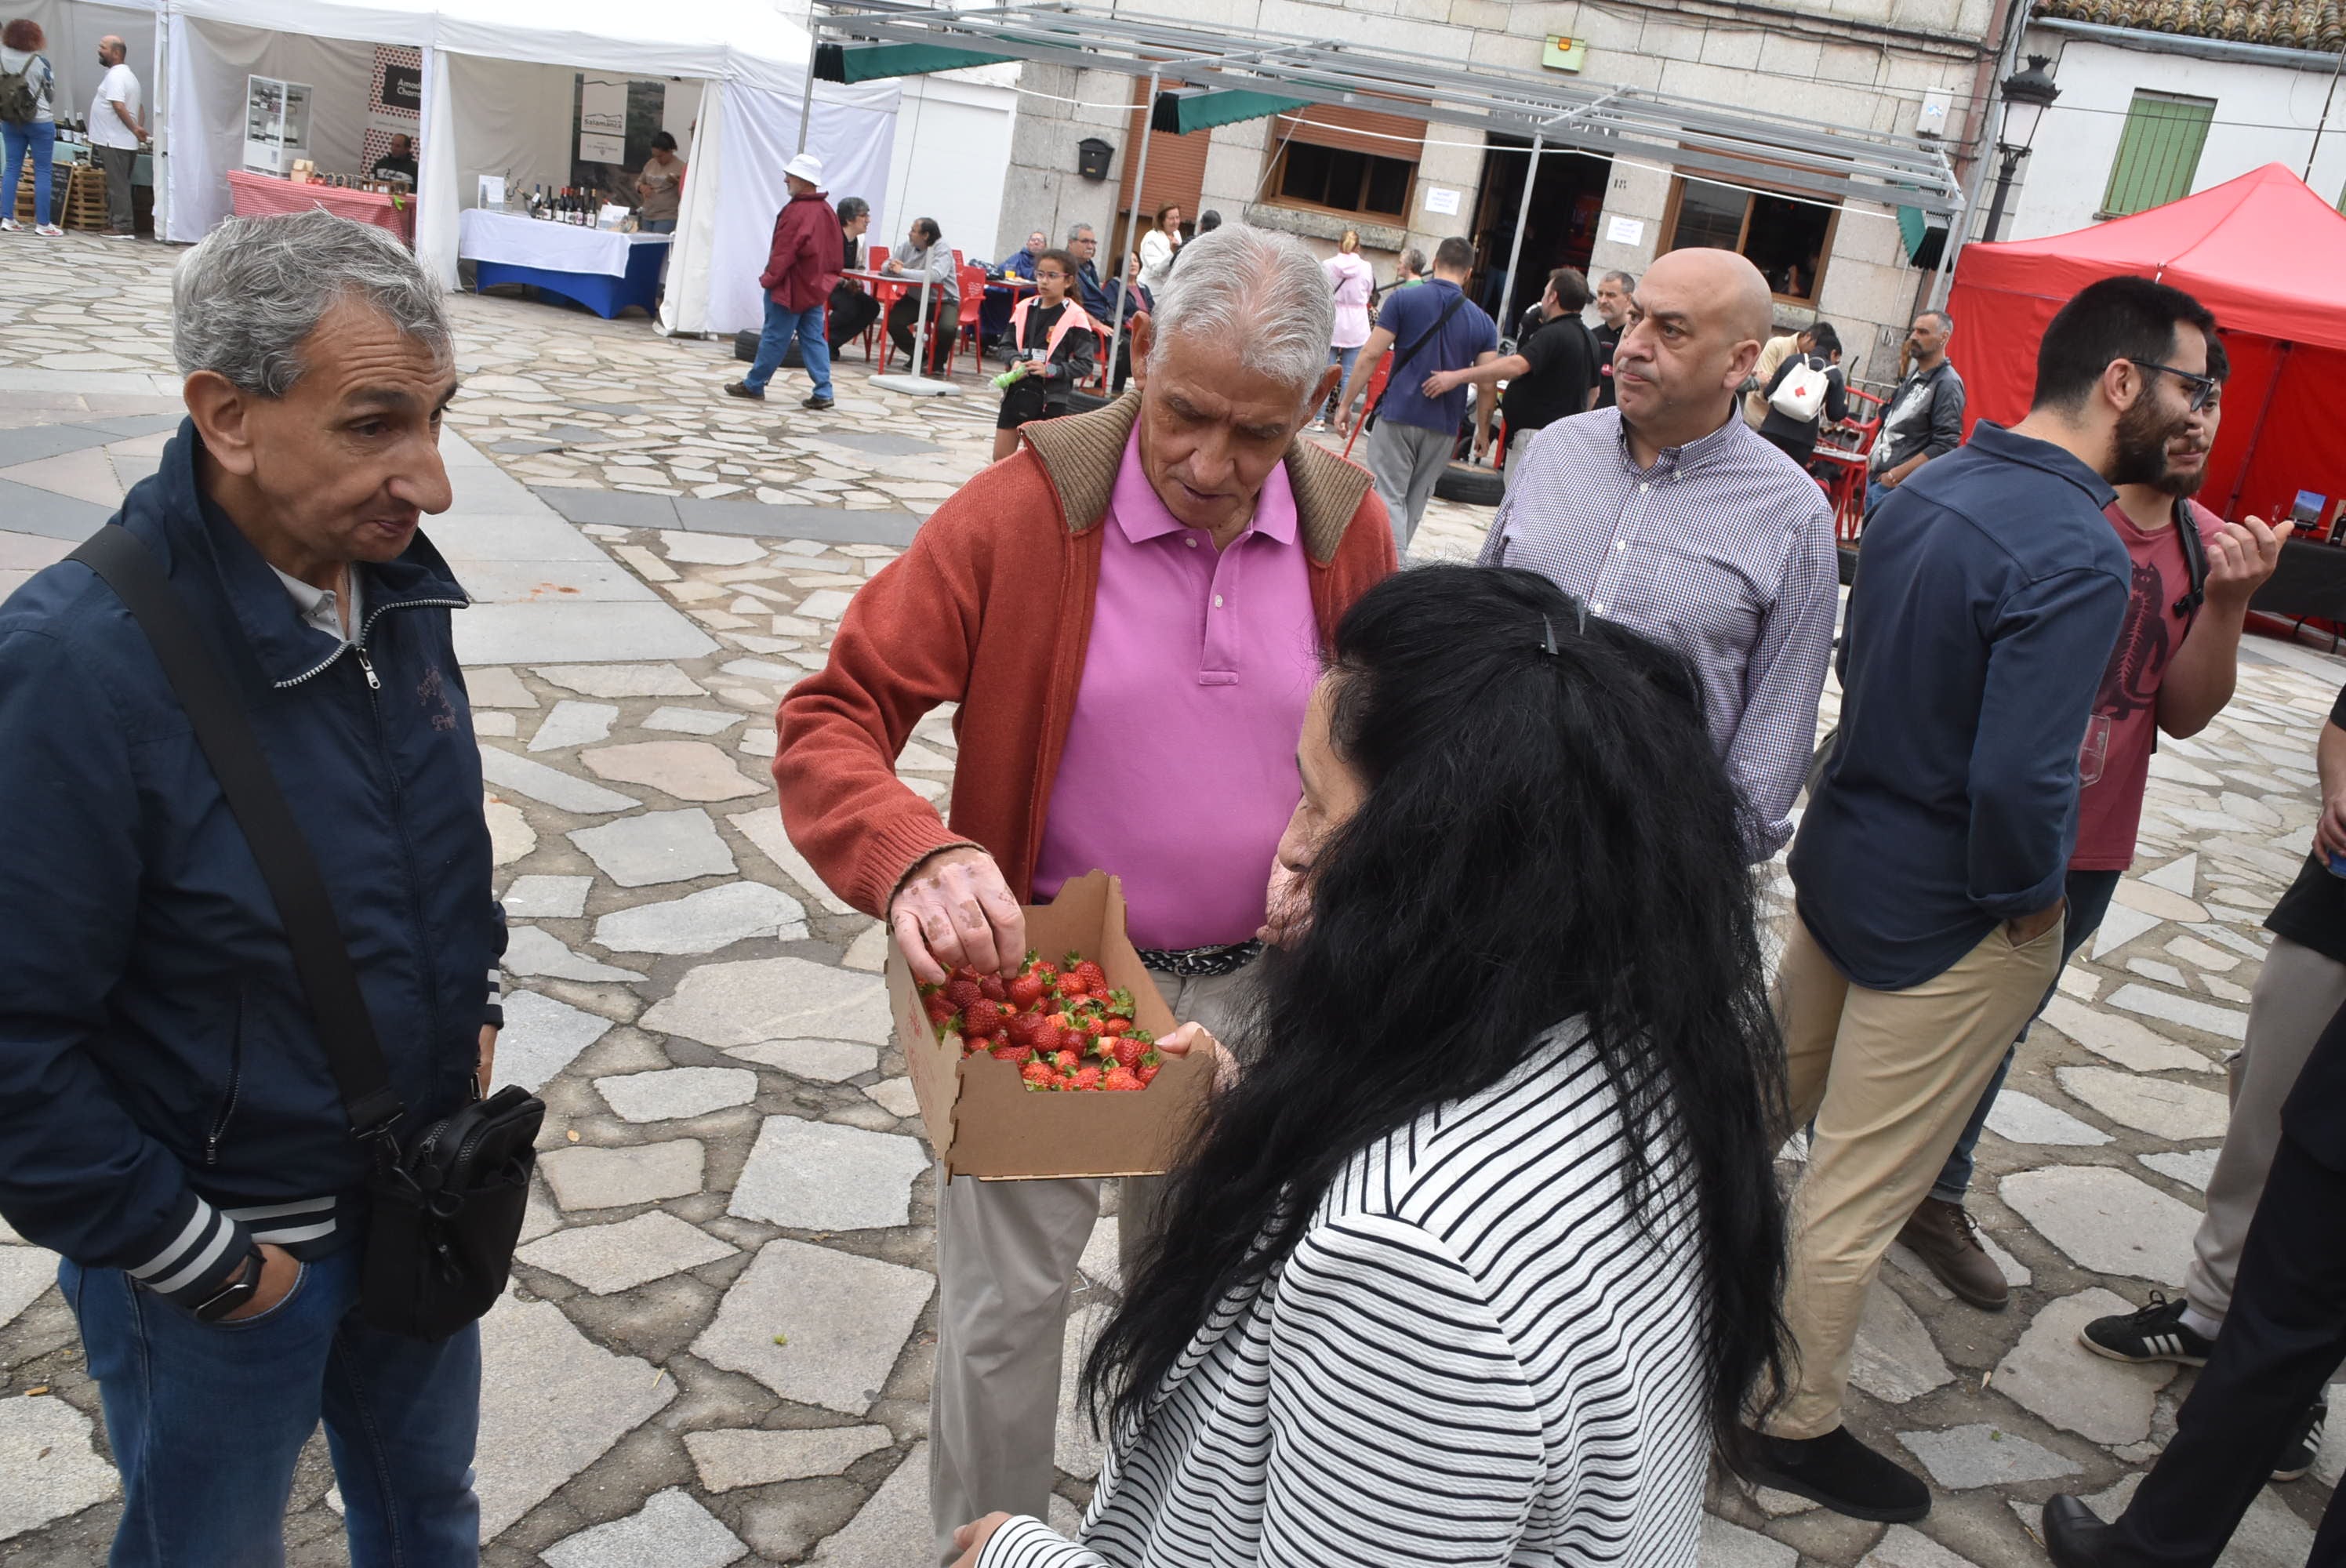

{"left": 1750, "top": 275, "right": 2218, "bottom": 1523}
{"left": 0, "top": 209, "right": 504, "bottom": 1563}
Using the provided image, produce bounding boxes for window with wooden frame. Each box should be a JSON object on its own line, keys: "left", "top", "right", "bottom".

{"left": 1658, "top": 175, "right": 1839, "bottom": 303}
{"left": 2101, "top": 91, "right": 2214, "bottom": 218}
{"left": 1264, "top": 102, "right": 1425, "bottom": 221}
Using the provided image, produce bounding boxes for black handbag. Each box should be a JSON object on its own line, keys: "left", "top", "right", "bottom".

{"left": 70, "top": 524, "right": 543, "bottom": 1341}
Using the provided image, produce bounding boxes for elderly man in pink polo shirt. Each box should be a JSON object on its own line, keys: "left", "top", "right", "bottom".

{"left": 775, "top": 224, "right": 1393, "bottom": 1564}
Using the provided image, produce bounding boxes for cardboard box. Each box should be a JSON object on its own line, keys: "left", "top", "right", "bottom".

{"left": 887, "top": 869, "right": 1207, "bottom": 1180}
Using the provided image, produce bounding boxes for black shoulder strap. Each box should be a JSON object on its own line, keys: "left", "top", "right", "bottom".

{"left": 70, "top": 525, "right": 405, "bottom": 1140}
{"left": 2170, "top": 497, "right": 2210, "bottom": 625}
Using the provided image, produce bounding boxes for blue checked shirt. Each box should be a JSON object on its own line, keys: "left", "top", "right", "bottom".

{"left": 1480, "top": 406, "right": 1839, "bottom": 859}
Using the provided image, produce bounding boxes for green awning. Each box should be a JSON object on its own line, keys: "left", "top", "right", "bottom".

{"left": 1149, "top": 87, "right": 1314, "bottom": 135}
{"left": 1897, "top": 204, "right": 1947, "bottom": 269}
{"left": 814, "top": 41, "right": 1019, "bottom": 83}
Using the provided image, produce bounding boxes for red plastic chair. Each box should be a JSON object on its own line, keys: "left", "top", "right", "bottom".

{"left": 952, "top": 264, "right": 989, "bottom": 376}
{"left": 855, "top": 245, "right": 892, "bottom": 361}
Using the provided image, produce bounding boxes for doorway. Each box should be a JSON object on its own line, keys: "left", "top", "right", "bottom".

{"left": 1469, "top": 136, "right": 1611, "bottom": 339}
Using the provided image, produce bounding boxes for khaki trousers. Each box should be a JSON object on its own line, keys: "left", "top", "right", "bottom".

{"left": 1767, "top": 912, "right": 2063, "bottom": 1438}
{"left": 928, "top": 964, "right": 1255, "bottom": 1564}
{"left": 2183, "top": 935, "right": 2346, "bottom": 1324}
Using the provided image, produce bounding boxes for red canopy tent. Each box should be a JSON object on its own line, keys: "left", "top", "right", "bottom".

{"left": 1946, "top": 163, "right": 2346, "bottom": 531}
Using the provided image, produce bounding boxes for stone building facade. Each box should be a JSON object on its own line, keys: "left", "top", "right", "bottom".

{"left": 992, "top": 0, "right": 2006, "bottom": 387}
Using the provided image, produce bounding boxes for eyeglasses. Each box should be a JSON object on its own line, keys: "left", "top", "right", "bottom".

{"left": 2129, "top": 359, "right": 2219, "bottom": 412}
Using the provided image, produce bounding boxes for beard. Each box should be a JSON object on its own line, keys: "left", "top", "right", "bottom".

{"left": 2155, "top": 449, "right": 2210, "bottom": 498}
{"left": 2109, "top": 394, "right": 2193, "bottom": 488}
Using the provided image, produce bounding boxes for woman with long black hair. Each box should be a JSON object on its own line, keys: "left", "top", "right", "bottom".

{"left": 955, "top": 564, "right": 1790, "bottom": 1566}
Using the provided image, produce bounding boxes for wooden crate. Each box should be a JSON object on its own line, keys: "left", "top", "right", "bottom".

{"left": 15, "top": 163, "right": 111, "bottom": 230}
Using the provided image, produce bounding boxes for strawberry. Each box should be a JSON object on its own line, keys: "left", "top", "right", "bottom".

{"left": 1020, "top": 1061, "right": 1055, "bottom": 1090}
{"left": 1005, "top": 1013, "right": 1049, "bottom": 1049}
{"left": 1137, "top": 1061, "right": 1160, "bottom": 1085}
{"left": 943, "top": 977, "right": 983, "bottom": 1014}
{"left": 989, "top": 1043, "right": 1033, "bottom": 1062}
{"left": 1028, "top": 959, "right": 1060, "bottom": 987}
{"left": 1059, "top": 1029, "right": 1089, "bottom": 1056}
{"left": 1099, "top": 1017, "right": 1132, "bottom": 1038}
{"left": 923, "top": 993, "right": 957, "bottom": 1026}
{"left": 1102, "top": 1065, "right": 1143, "bottom": 1092}
{"left": 979, "top": 973, "right": 1008, "bottom": 1003}
{"left": 1109, "top": 1036, "right": 1146, "bottom": 1069}
{"left": 1059, "top": 977, "right": 1090, "bottom": 1002}
{"left": 963, "top": 998, "right": 1005, "bottom": 1039}
{"left": 1073, "top": 960, "right": 1109, "bottom": 995}
{"left": 1105, "top": 988, "right": 1136, "bottom": 1018}
{"left": 1008, "top": 973, "right": 1047, "bottom": 1010}
{"left": 1068, "top": 1065, "right": 1103, "bottom": 1091}
{"left": 1052, "top": 1048, "right": 1080, "bottom": 1073}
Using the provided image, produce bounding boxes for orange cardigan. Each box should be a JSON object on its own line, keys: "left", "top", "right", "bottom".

{"left": 774, "top": 392, "right": 1396, "bottom": 919}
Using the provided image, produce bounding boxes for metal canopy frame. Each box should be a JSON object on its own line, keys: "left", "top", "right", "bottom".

{"left": 810, "top": 0, "right": 1964, "bottom": 219}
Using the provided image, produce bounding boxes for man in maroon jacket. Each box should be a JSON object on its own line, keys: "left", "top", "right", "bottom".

{"left": 726, "top": 151, "right": 844, "bottom": 410}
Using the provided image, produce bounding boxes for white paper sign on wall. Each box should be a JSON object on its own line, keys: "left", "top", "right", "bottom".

{"left": 1422, "top": 186, "right": 1462, "bottom": 216}
{"left": 1606, "top": 215, "right": 1646, "bottom": 247}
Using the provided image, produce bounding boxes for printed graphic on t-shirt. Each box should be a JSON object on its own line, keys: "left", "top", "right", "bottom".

{"left": 2078, "top": 555, "right": 2170, "bottom": 784}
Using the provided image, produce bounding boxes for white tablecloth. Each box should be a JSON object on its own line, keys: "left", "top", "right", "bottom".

{"left": 456, "top": 209, "right": 670, "bottom": 279}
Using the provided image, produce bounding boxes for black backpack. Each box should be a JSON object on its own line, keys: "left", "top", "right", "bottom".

{"left": 0, "top": 54, "right": 45, "bottom": 126}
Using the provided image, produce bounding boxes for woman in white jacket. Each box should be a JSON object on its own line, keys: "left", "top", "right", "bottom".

{"left": 1136, "top": 204, "right": 1183, "bottom": 298}
{"left": 1317, "top": 229, "right": 1376, "bottom": 429}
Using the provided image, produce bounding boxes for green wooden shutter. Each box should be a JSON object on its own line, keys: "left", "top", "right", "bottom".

{"left": 2101, "top": 93, "right": 2216, "bottom": 218}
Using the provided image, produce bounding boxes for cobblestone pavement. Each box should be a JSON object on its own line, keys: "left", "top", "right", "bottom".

{"left": 2, "top": 230, "right": 2342, "bottom": 1566}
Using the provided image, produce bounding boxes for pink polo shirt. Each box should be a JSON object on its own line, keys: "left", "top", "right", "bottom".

{"left": 1032, "top": 428, "right": 1320, "bottom": 949}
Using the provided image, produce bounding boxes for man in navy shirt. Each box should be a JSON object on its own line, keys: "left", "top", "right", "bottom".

{"left": 1331, "top": 236, "right": 1498, "bottom": 555}
{"left": 1751, "top": 275, "right": 2217, "bottom": 1523}
{"left": 1067, "top": 223, "right": 1140, "bottom": 391}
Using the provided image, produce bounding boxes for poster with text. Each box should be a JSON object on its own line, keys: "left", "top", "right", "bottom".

{"left": 579, "top": 78, "right": 629, "bottom": 164}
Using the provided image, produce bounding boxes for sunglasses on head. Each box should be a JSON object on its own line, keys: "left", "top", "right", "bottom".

{"left": 2128, "top": 359, "right": 2219, "bottom": 412}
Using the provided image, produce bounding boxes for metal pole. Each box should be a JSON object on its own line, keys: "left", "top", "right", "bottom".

{"left": 1496, "top": 134, "right": 1542, "bottom": 339}
{"left": 1107, "top": 67, "right": 1160, "bottom": 383}
{"left": 1979, "top": 146, "right": 2021, "bottom": 246}
{"left": 797, "top": 33, "right": 819, "bottom": 155}
{"left": 1927, "top": 182, "right": 1966, "bottom": 314}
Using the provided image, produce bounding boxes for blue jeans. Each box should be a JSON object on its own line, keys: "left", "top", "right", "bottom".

{"left": 642, "top": 218, "right": 676, "bottom": 234}
{"left": 64, "top": 1243, "right": 481, "bottom": 1566}
{"left": 1324, "top": 343, "right": 1360, "bottom": 421}
{"left": 1929, "top": 866, "right": 2123, "bottom": 1203}
{"left": 3, "top": 119, "right": 56, "bottom": 227}
{"left": 1865, "top": 478, "right": 1892, "bottom": 518}
{"left": 744, "top": 297, "right": 833, "bottom": 400}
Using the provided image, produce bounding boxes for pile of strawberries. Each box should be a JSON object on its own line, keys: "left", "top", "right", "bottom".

{"left": 921, "top": 951, "right": 1164, "bottom": 1093}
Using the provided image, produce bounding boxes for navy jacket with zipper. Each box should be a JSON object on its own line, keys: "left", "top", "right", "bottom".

{"left": 0, "top": 420, "right": 505, "bottom": 1310}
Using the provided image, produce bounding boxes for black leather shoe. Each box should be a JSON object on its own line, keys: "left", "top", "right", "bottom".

{"left": 2043, "top": 1495, "right": 2159, "bottom": 1567}
{"left": 1741, "top": 1425, "right": 1929, "bottom": 1522}
{"left": 802, "top": 395, "right": 835, "bottom": 411}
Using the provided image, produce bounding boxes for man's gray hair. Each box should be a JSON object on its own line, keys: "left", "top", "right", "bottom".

{"left": 1149, "top": 224, "right": 1332, "bottom": 401}
{"left": 1066, "top": 222, "right": 1095, "bottom": 243}
{"left": 1396, "top": 246, "right": 1428, "bottom": 278}
{"left": 173, "top": 210, "right": 451, "bottom": 398}
{"left": 1601, "top": 269, "right": 1636, "bottom": 292}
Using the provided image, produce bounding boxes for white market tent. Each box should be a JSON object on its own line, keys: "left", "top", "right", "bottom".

{"left": 134, "top": 0, "right": 899, "bottom": 335}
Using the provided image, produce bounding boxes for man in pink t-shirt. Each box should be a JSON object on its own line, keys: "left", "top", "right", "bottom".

{"left": 1898, "top": 329, "right": 2290, "bottom": 1311}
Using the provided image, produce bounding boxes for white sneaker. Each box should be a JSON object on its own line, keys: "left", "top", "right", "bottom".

{"left": 34, "top": 223, "right": 64, "bottom": 237}
{"left": 105, "top": 229, "right": 134, "bottom": 239}
{"left": 0, "top": 217, "right": 18, "bottom": 232}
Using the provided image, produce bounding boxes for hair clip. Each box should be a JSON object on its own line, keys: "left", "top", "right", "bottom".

{"left": 1539, "top": 615, "right": 1560, "bottom": 655}
{"left": 1574, "top": 598, "right": 1588, "bottom": 634}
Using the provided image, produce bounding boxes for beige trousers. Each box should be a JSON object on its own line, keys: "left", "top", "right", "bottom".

{"left": 2182, "top": 935, "right": 2346, "bottom": 1324}
{"left": 1767, "top": 912, "right": 2063, "bottom": 1439}
{"left": 928, "top": 964, "right": 1255, "bottom": 1564}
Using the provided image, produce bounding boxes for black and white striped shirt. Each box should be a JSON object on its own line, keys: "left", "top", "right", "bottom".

{"left": 979, "top": 1025, "right": 1712, "bottom": 1567}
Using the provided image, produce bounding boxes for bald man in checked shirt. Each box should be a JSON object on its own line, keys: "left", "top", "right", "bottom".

{"left": 1478, "top": 249, "right": 1837, "bottom": 860}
